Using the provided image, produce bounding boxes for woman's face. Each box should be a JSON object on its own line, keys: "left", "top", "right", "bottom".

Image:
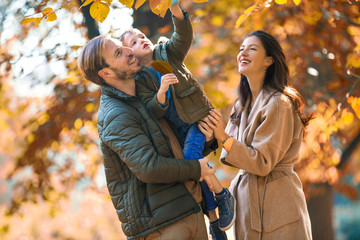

{"left": 237, "top": 36, "right": 273, "bottom": 76}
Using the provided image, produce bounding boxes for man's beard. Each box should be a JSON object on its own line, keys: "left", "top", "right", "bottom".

{"left": 111, "top": 66, "right": 140, "bottom": 81}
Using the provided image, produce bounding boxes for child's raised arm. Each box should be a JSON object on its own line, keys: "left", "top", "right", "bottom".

{"left": 169, "top": 0, "right": 184, "bottom": 20}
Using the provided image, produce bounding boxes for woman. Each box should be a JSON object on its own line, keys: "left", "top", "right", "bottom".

{"left": 200, "top": 30, "right": 313, "bottom": 239}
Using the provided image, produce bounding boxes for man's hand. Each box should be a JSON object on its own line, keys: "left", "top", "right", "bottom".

{"left": 198, "top": 158, "right": 215, "bottom": 181}
{"left": 157, "top": 73, "right": 178, "bottom": 104}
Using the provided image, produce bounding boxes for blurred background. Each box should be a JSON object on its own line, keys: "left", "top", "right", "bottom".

{"left": 0, "top": 0, "right": 360, "bottom": 239}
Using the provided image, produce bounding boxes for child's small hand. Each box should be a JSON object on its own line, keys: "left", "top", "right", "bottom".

{"left": 157, "top": 73, "right": 178, "bottom": 104}
{"left": 159, "top": 73, "right": 178, "bottom": 95}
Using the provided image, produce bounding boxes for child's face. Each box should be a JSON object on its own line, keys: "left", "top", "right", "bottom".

{"left": 122, "top": 30, "right": 154, "bottom": 64}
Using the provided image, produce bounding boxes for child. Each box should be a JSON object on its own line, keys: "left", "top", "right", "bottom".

{"left": 120, "top": 1, "right": 235, "bottom": 239}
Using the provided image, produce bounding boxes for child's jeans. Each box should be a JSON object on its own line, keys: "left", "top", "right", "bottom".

{"left": 183, "top": 123, "right": 217, "bottom": 212}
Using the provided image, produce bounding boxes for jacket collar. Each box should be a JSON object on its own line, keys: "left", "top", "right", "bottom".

{"left": 101, "top": 84, "right": 137, "bottom": 101}
{"left": 153, "top": 42, "right": 168, "bottom": 62}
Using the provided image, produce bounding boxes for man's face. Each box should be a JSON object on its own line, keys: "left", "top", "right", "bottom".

{"left": 122, "top": 30, "right": 154, "bottom": 63}
{"left": 101, "top": 38, "right": 142, "bottom": 81}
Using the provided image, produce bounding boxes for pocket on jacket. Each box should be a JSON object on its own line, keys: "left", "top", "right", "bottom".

{"left": 262, "top": 176, "right": 300, "bottom": 232}
{"left": 176, "top": 86, "right": 208, "bottom": 115}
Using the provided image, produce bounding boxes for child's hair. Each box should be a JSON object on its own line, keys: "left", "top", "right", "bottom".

{"left": 119, "top": 28, "right": 142, "bottom": 43}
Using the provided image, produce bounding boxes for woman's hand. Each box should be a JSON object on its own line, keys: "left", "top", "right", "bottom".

{"left": 204, "top": 109, "right": 229, "bottom": 143}
{"left": 198, "top": 118, "right": 214, "bottom": 142}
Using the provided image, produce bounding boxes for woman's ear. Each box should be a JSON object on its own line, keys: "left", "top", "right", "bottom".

{"left": 265, "top": 56, "right": 274, "bottom": 67}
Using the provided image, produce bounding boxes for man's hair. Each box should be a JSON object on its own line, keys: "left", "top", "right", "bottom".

{"left": 78, "top": 35, "right": 110, "bottom": 85}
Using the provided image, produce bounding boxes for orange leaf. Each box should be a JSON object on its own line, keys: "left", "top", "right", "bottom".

{"left": 135, "top": 0, "right": 146, "bottom": 9}
{"left": 151, "top": 61, "right": 173, "bottom": 74}
{"left": 149, "top": 0, "right": 172, "bottom": 18}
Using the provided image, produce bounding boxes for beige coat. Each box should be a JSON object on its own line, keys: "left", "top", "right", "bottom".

{"left": 220, "top": 87, "right": 312, "bottom": 240}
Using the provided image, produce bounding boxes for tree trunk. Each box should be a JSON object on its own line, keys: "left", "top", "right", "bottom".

{"left": 79, "top": 0, "right": 100, "bottom": 39}
{"left": 307, "top": 183, "right": 335, "bottom": 240}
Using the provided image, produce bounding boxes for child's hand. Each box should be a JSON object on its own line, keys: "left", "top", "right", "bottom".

{"left": 157, "top": 73, "right": 178, "bottom": 104}
{"left": 159, "top": 73, "right": 178, "bottom": 94}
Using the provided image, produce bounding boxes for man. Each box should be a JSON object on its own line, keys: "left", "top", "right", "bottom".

{"left": 78, "top": 35, "right": 216, "bottom": 239}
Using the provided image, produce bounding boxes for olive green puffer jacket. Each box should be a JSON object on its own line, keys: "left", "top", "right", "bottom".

{"left": 98, "top": 85, "right": 204, "bottom": 239}
{"left": 135, "top": 11, "right": 213, "bottom": 124}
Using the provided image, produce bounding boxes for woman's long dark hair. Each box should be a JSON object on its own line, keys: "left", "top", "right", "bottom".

{"left": 230, "top": 30, "right": 312, "bottom": 127}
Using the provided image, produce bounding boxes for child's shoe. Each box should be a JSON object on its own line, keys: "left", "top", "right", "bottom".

{"left": 214, "top": 188, "right": 236, "bottom": 231}
{"left": 209, "top": 220, "right": 228, "bottom": 240}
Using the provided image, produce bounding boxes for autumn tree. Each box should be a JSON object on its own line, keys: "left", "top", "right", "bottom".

{"left": 1, "top": 0, "right": 360, "bottom": 239}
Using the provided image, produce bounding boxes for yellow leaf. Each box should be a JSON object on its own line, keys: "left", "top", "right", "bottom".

{"left": 342, "top": 110, "right": 354, "bottom": 125}
{"left": 235, "top": 5, "right": 256, "bottom": 28}
{"left": 304, "top": 10, "right": 322, "bottom": 25}
{"left": 293, "top": 0, "right": 301, "bottom": 5}
{"left": 275, "top": 0, "right": 287, "bottom": 4}
{"left": 51, "top": 141, "right": 59, "bottom": 151}
{"left": 47, "top": 12, "right": 57, "bottom": 21}
{"left": 118, "top": 0, "right": 135, "bottom": 8}
{"left": 348, "top": 97, "right": 360, "bottom": 119}
{"left": 20, "top": 13, "right": 43, "bottom": 25}
{"left": 135, "top": 0, "right": 146, "bottom": 9}
{"left": 347, "top": 53, "right": 360, "bottom": 68}
{"left": 27, "top": 134, "right": 35, "bottom": 144}
{"left": 41, "top": 7, "right": 53, "bottom": 14}
{"left": 85, "top": 103, "right": 95, "bottom": 112}
{"left": 211, "top": 16, "right": 224, "bottom": 26}
{"left": 0, "top": 118, "right": 9, "bottom": 130}
{"left": 35, "top": 17, "right": 42, "bottom": 26}
{"left": 38, "top": 113, "right": 49, "bottom": 125}
{"left": 42, "top": 8, "right": 57, "bottom": 22}
{"left": 82, "top": 0, "right": 95, "bottom": 7}
{"left": 90, "top": 1, "right": 110, "bottom": 23}
{"left": 193, "top": 0, "right": 208, "bottom": 3}
{"left": 74, "top": 118, "right": 83, "bottom": 130}
{"left": 149, "top": 0, "right": 172, "bottom": 18}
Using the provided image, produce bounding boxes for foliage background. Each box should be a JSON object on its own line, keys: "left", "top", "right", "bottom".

{"left": 1, "top": 0, "right": 360, "bottom": 239}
